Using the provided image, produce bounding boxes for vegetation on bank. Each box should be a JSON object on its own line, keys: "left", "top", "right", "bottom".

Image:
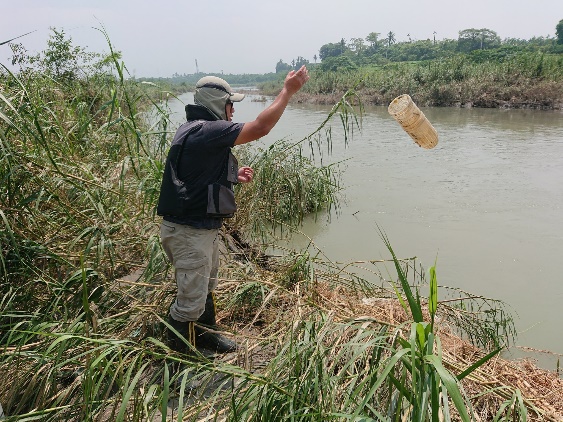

{"left": 259, "top": 51, "right": 563, "bottom": 109}
{"left": 1, "top": 29, "right": 563, "bottom": 421}
{"left": 139, "top": 73, "right": 279, "bottom": 94}
{"left": 158, "top": 22, "right": 563, "bottom": 109}
{"left": 144, "top": 49, "right": 563, "bottom": 110}
{"left": 286, "top": 20, "right": 563, "bottom": 109}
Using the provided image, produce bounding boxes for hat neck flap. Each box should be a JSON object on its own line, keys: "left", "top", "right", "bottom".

{"left": 185, "top": 104, "right": 221, "bottom": 121}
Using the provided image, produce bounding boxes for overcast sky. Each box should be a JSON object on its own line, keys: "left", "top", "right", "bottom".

{"left": 2, "top": 0, "right": 562, "bottom": 77}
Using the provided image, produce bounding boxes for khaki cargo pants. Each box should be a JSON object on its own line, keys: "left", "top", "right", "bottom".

{"left": 160, "top": 221, "right": 220, "bottom": 322}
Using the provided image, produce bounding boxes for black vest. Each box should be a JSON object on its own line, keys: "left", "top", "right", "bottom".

{"left": 156, "top": 119, "right": 238, "bottom": 218}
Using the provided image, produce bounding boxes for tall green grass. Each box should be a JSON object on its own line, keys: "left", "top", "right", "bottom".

{"left": 232, "top": 88, "right": 361, "bottom": 241}
{"left": 0, "top": 27, "right": 347, "bottom": 419}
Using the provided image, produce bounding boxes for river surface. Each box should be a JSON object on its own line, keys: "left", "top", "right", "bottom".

{"left": 165, "top": 92, "right": 563, "bottom": 370}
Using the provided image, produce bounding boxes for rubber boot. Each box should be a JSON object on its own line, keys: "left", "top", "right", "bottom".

{"left": 195, "top": 292, "right": 237, "bottom": 353}
{"left": 166, "top": 315, "right": 196, "bottom": 355}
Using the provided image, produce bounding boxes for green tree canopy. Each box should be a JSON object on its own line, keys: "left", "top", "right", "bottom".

{"left": 275, "top": 59, "right": 292, "bottom": 73}
{"left": 386, "top": 31, "right": 396, "bottom": 47}
{"left": 319, "top": 42, "right": 347, "bottom": 60}
{"left": 365, "top": 32, "right": 383, "bottom": 54}
{"left": 320, "top": 55, "right": 357, "bottom": 72}
{"left": 43, "top": 28, "right": 91, "bottom": 80}
{"left": 7, "top": 27, "right": 117, "bottom": 81}
{"left": 457, "top": 28, "right": 501, "bottom": 52}
{"left": 366, "top": 32, "right": 380, "bottom": 47}
{"left": 556, "top": 19, "right": 563, "bottom": 44}
{"left": 293, "top": 56, "right": 309, "bottom": 70}
{"left": 348, "top": 38, "right": 366, "bottom": 55}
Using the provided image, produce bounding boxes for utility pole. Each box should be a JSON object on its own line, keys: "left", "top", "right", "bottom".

{"left": 195, "top": 59, "right": 199, "bottom": 74}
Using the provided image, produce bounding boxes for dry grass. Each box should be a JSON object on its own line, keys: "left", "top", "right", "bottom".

{"left": 214, "top": 236, "right": 563, "bottom": 421}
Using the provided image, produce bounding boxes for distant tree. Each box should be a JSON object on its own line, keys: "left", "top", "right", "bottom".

{"left": 438, "top": 38, "right": 459, "bottom": 55}
{"left": 457, "top": 28, "right": 501, "bottom": 52}
{"left": 392, "top": 39, "right": 438, "bottom": 61}
{"left": 348, "top": 37, "right": 366, "bottom": 55}
{"left": 294, "top": 56, "right": 309, "bottom": 70}
{"left": 366, "top": 32, "right": 380, "bottom": 47}
{"left": 386, "top": 31, "right": 396, "bottom": 47}
{"left": 319, "top": 42, "right": 347, "bottom": 60}
{"left": 557, "top": 19, "right": 563, "bottom": 44}
{"left": 320, "top": 55, "right": 357, "bottom": 72}
{"left": 365, "top": 32, "right": 383, "bottom": 54}
{"left": 340, "top": 38, "right": 346, "bottom": 54}
{"left": 8, "top": 27, "right": 117, "bottom": 80}
{"left": 313, "top": 54, "right": 317, "bottom": 63}
{"left": 275, "top": 59, "right": 292, "bottom": 73}
{"left": 527, "top": 36, "right": 553, "bottom": 47}
{"left": 384, "top": 31, "right": 396, "bottom": 58}
{"left": 503, "top": 37, "right": 526, "bottom": 46}
{"left": 43, "top": 28, "right": 88, "bottom": 80}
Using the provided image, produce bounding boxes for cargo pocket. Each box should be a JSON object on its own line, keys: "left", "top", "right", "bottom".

{"left": 176, "top": 255, "right": 208, "bottom": 271}
{"left": 175, "top": 256, "right": 210, "bottom": 313}
{"left": 207, "top": 183, "right": 236, "bottom": 216}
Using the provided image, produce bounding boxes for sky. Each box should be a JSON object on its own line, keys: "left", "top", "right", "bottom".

{"left": 1, "top": 0, "right": 562, "bottom": 78}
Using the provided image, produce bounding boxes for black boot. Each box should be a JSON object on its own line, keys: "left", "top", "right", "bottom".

{"left": 166, "top": 315, "right": 196, "bottom": 354}
{"left": 195, "top": 293, "right": 237, "bottom": 353}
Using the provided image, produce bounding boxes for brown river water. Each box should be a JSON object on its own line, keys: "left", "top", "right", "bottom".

{"left": 166, "top": 92, "right": 563, "bottom": 370}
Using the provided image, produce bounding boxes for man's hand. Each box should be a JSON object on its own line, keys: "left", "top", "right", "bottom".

{"left": 284, "top": 65, "right": 309, "bottom": 96}
{"left": 237, "top": 166, "right": 254, "bottom": 183}
{"left": 234, "top": 66, "right": 309, "bottom": 146}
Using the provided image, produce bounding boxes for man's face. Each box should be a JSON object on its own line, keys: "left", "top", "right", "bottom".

{"left": 225, "top": 101, "right": 234, "bottom": 121}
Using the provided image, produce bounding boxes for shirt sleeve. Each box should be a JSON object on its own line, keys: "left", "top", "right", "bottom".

{"left": 198, "top": 121, "right": 244, "bottom": 150}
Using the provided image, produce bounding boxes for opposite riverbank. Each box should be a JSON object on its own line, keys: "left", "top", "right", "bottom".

{"left": 257, "top": 54, "right": 563, "bottom": 110}
{"left": 290, "top": 83, "right": 563, "bottom": 110}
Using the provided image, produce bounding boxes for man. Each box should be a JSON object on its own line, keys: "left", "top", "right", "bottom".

{"left": 157, "top": 66, "right": 309, "bottom": 355}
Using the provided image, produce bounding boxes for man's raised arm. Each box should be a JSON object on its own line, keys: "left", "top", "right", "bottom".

{"left": 234, "top": 65, "right": 309, "bottom": 146}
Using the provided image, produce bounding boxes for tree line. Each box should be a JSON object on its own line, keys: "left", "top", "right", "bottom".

{"left": 275, "top": 19, "right": 563, "bottom": 73}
